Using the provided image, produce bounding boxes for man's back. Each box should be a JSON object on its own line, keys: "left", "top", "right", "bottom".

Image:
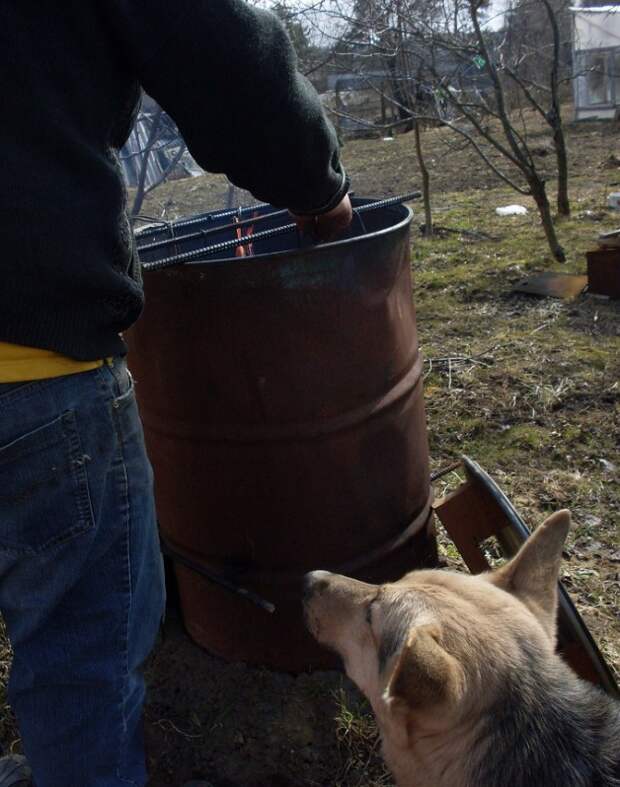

{"left": 1, "top": 3, "right": 142, "bottom": 360}
{"left": 0, "top": 0, "right": 348, "bottom": 360}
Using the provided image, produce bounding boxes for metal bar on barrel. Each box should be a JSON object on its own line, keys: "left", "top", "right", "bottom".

{"left": 141, "top": 192, "right": 422, "bottom": 272}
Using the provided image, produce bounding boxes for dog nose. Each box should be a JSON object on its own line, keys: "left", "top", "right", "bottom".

{"left": 302, "top": 570, "right": 332, "bottom": 599}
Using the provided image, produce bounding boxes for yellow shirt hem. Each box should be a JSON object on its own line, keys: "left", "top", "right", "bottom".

{"left": 0, "top": 342, "right": 106, "bottom": 383}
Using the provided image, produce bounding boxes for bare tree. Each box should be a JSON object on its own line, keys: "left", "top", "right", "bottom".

{"left": 414, "top": 119, "right": 433, "bottom": 235}
{"left": 455, "top": 0, "right": 566, "bottom": 258}
{"left": 503, "top": 0, "right": 573, "bottom": 216}
{"left": 311, "top": 0, "right": 570, "bottom": 259}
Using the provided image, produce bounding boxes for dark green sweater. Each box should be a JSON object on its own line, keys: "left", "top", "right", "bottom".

{"left": 0, "top": 1, "right": 347, "bottom": 360}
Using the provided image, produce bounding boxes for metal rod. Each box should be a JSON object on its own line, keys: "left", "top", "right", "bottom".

{"left": 160, "top": 538, "right": 276, "bottom": 614}
{"left": 141, "top": 192, "right": 421, "bottom": 272}
{"left": 138, "top": 208, "right": 287, "bottom": 254}
{"left": 430, "top": 461, "right": 463, "bottom": 483}
{"left": 134, "top": 202, "right": 268, "bottom": 241}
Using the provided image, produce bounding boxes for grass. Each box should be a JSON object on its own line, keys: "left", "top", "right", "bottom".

{"left": 0, "top": 619, "right": 17, "bottom": 753}
{"left": 411, "top": 183, "right": 619, "bottom": 679}
{"left": 332, "top": 687, "right": 391, "bottom": 787}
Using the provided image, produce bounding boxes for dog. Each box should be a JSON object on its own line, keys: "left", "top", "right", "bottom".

{"left": 304, "top": 510, "right": 620, "bottom": 786}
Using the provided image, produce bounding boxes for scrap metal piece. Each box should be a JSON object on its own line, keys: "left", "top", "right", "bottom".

{"left": 597, "top": 229, "right": 620, "bottom": 249}
{"left": 586, "top": 248, "right": 620, "bottom": 298}
{"left": 513, "top": 272, "right": 587, "bottom": 299}
{"left": 433, "top": 456, "right": 619, "bottom": 697}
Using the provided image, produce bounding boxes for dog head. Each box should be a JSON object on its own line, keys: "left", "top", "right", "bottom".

{"left": 303, "top": 510, "right": 571, "bottom": 744}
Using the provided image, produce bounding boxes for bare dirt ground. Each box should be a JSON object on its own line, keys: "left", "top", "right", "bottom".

{"left": 1, "top": 111, "right": 618, "bottom": 786}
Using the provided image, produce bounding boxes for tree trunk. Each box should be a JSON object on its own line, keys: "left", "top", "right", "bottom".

{"left": 530, "top": 178, "right": 566, "bottom": 262}
{"left": 552, "top": 114, "right": 570, "bottom": 217}
{"left": 414, "top": 120, "right": 432, "bottom": 237}
{"left": 385, "top": 55, "right": 413, "bottom": 132}
{"left": 542, "top": 0, "right": 570, "bottom": 217}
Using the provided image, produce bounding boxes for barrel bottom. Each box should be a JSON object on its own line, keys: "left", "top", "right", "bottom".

{"left": 175, "top": 513, "right": 438, "bottom": 672}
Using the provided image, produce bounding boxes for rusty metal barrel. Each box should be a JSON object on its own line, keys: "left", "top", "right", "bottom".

{"left": 127, "top": 197, "right": 436, "bottom": 671}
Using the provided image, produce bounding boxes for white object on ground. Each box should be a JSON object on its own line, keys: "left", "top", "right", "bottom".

{"left": 495, "top": 204, "right": 528, "bottom": 216}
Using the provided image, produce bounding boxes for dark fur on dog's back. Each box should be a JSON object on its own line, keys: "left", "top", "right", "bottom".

{"left": 470, "top": 646, "right": 620, "bottom": 786}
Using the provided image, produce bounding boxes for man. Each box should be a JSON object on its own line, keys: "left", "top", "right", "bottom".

{"left": 0, "top": 2, "right": 352, "bottom": 786}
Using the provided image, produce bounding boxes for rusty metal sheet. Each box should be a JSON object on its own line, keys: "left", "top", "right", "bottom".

{"left": 434, "top": 456, "right": 619, "bottom": 697}
{"left": 513, "top": 272, "right": 588, "bottom": 299}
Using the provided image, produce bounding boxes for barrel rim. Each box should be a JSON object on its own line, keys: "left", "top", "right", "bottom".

{"left": 141, "top": 203, "right": 414, "bottom": 271}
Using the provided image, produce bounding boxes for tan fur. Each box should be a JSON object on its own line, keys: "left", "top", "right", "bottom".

{"left": 387, "top": 624, "right": 463, "bottom": 711}
{"left": 303, "top": 510, "right": 618, "bottom": 787}
{"left": 487, "top": 509, "right": 570, "bottom": 641}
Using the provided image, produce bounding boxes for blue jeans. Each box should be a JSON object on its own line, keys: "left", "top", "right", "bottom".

{"left": 0, "top": 359, "right": 165, "bottom": 787}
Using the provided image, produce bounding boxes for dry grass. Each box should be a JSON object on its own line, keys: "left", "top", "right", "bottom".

{"left": 331, "top": 688, "right": 391, "bottom": 787}
{"left": 413, "top": 186, "right": 620, "bottom": 680}
{"left": 0, "top": 619, "right": 17, "bottom": 752}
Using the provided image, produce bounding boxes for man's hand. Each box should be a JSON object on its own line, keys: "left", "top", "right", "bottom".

{"left": 291, "top": 194, "right": 353, "bottom": 243}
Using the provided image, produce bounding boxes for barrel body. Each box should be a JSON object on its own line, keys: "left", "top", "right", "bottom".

{"left": 127, "top": 200, "right": 436, "bottom": 670}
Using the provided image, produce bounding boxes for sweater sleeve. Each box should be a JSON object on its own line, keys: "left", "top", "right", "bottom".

{"left": 103, "top": 0, "right": 348, "bottom": 214}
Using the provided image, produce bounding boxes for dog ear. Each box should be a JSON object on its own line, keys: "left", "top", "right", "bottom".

{"left": 384, "top": 624, "right": 462, "bottom": 714}
{"left": 488, "top": 509, "right": 571, "bottom": 637}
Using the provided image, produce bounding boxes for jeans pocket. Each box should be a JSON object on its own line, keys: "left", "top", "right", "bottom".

{"left": 113, "top": 368, "right": 135, "bottom": 410}
{"left": 0, "top": 411, "right": 95, "bottom": 554}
